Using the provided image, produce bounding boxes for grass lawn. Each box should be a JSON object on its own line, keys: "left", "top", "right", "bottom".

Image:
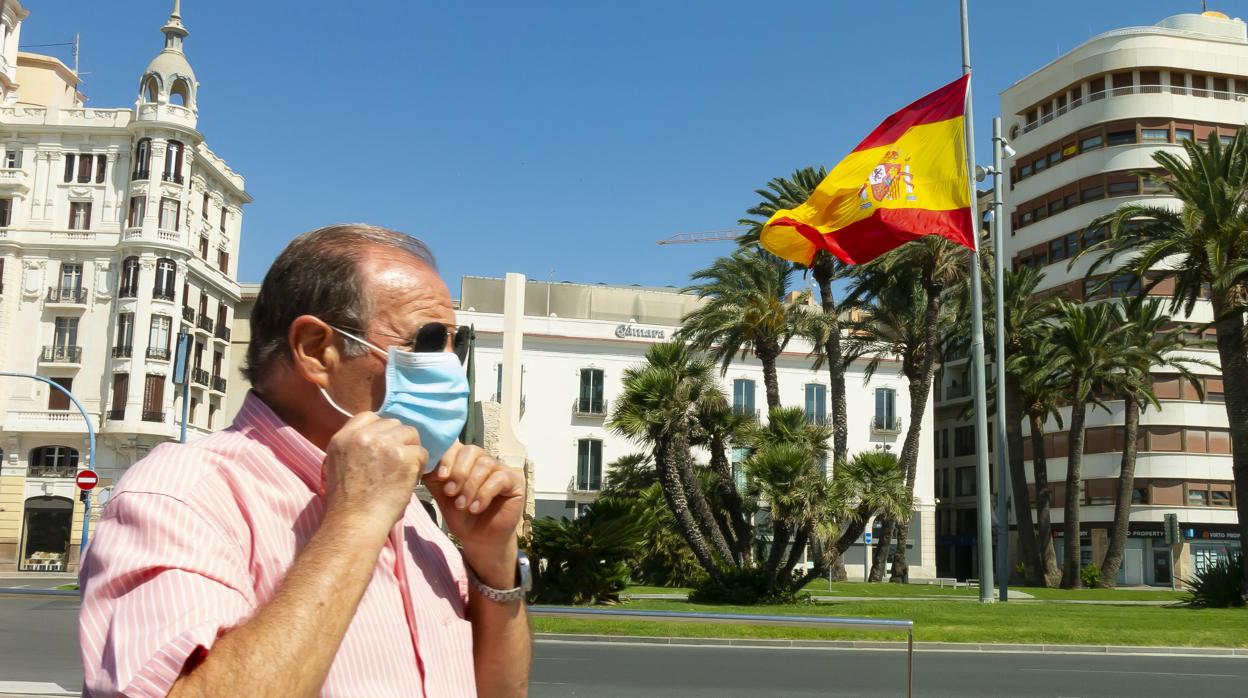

{"left": 626, "top": 581, "right": 1186, "bottom": 602}
{"left": 534, "top": 598, "right": 1247, "bottom": 648}
{"left": 52, "top": 583, "right": 79, "bottom": 591}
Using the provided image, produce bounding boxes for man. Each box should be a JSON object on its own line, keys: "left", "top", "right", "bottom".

{"left": 79, "top": 225, "right": 531, "bottom": 697}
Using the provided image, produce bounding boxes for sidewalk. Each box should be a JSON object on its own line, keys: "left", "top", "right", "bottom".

{"left": 627, "top": 592, "right": 1178, "bottom": 606}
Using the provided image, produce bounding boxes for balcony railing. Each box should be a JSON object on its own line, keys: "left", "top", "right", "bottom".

{"left": 142, "top": 410, "right": 165, "bottom": 423}
{"left": 570, "top": 476, "right": 602, "bottom": 493}
{"left": 41, "top": 345, "right": 82, "bottom": 363}
{"left": 211, "top": 375, "right": 227, "bottom": 393}
{"left": 46, "top": 286, "right": 87, "bottom": 304}
{"left": 108, "top": 408, "right": 125, "bottom": 421}
{"left": 733, "top": 406, "right": 761, "bottom": 418}
{"left": 196, "top": 315, "right": 215, "bottom": 334}
{"left": 182, "top": 306, "right": 195, "bottom": 324}
{"left": 132, "top": 169, "right": 150, "bottom": 181}
{"left": 28, "top": 464, "right": 76, "bottom": 478}
{"left": 1020, "top": 83, "right": 1248, "bottom": 135}
{"left": 215, "top": 325, "right": 231, "bottom": 342}
{"left": 191, "top": 367, "right": 210, "bottom": 386}
{"left": 147, "top": 346, "right": 171, "bottom": 361}
{"left": 942, "top": 383, "right": 972, "bottom": 401}
{"left": 3, "top": 409, "right": 99, "bottom": 433}
{"left": 871, "top": 416, "right": 903, "bottom": 435}
{"left": 119, "top": 285, "right": 138, "bottom": 299}
{"left": 162, "top": 172, "right": 184, "bottom": 184}
{"left": 112, "top": 345, "right": 133, "bottom": 359}
{"left": 153, "top": 288, "right": 176, "bottom": 302}
{"left": 572, "top": 398, "right": 608, "bottom": 417}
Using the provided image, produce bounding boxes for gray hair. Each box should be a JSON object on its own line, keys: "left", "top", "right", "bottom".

{"left": 242, "top": 223, "right": 436, "bottom": 387}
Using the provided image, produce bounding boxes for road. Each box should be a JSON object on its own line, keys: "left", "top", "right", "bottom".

{"left": 2, "top": 593, "right": 1244, "bottom": 697}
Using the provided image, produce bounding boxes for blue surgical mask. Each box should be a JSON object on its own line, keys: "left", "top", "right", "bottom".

{"left": 320, "top": 327, "right": 469, "bottom": 472}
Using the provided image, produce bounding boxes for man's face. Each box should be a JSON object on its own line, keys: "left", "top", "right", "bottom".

{"left": 328, "top": 247, "right": 457, "bottom": 415}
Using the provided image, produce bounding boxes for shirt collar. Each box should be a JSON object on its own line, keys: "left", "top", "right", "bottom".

{"left": 234, "top": 390, "right": 326, "bottom": 492}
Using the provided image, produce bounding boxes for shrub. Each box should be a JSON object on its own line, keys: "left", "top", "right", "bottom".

{"left": 1080, "top": 563, "right": 1101, "bottom": 589}
{"left": 690, "top": 566, "right": 808, "bottom": 605}
{"left": 529, "top": 497, "right": 645, "bottom": 605}
{"left": 1182, "top": 553, "right": 1245, "bottom": 608}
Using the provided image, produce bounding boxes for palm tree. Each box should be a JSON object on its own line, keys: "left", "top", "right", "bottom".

{"left": 1049, "top": 300, "right": 1134, "bottom": 588}
{"left": 692, "top": 400, "right": 756, "bottom": 566}
{"left": 846, "top": 235, "right": 967, "bottom": 582}
{"left": 601, "top": 453, "right": 656, "bottom": 498}
{"left": 1080, "top": 130, "right": 1248, "bottom": 600}
{"left": 1099, "top": 297, "right": 1211, "bottom": 586}
{"left": 827, "top": 450, "right": 912, "bottom": 559}
{"left": 738, "top": 167, "right": 852, "bottom": 464}
{"left": 678, "top": 247, "right": 806, "bottom": 414}
{"left": 610, "top": 342, "right": 739, "bottom": 581}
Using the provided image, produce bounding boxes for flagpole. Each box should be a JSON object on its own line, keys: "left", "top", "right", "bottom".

{"left": 960, "top": 0, "right": 996, "bottom": 603}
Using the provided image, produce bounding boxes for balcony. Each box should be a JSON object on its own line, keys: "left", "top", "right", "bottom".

{"left": 118, "top": 286, "right": 138, "bottom": 299}
{"left": 3, "top": 409, "right": 100, "bottom": 434}
{"left": 40, "top": 345, "right": 82, "bottom": 365}
{"left": 112, "top": 345, "right": 133, "bottom": 359}
{"left": 146, "top": 346, "right": 171, "bottom": 361}
{"left": 162, "top": 172, "right": 184, "bottom": 185}
{"left": 27, "top": 464, "right": 76, "bottom": 478}
{"left": 568, "top": 476, "right": 602, "bottom": 494}
{"left": 196, "top": 314, "right": 215, "bottom": 334}
{"left": 0, "top": 167, "right": 30, "bottom": 194}
{"left": 108, "top": 408, "right": 125, "bottom": 421}
{"left": 214, "top": 325, "right": 231, "bottom": 343}
{"left": 871, "top": 416, "right": 903, "bottom": 436}
{"left": 572, "top": 398, "right": 608, "bottom": 418}
{"left": 153, "top": 288, "right": 176, "bottom": 303}
{"left": 211, "top": 375, "right": 227, "bottom": 393}
{"left": 45, "top": 286, "right": 87, "bottom": 306}
{"left": 182, "top": 306, "right": 195, "bottom": 324}
{"left": 191, "top": 367, "right": 210, "bottom": 386}
{"left": 1019, "top": 82, "right": 1248, "bottom": 137}
{"left": 132, "top": 169, "right": 151, "bottom": 181}
{"left": 940, "top": 383, "right": 973, "bottom": 403}
{"left": 142, "top": 410, "right": 166, "bottom": 423}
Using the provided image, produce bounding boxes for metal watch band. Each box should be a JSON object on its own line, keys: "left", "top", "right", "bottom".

{"left": 465, "top": 551, "right": 530, "bottom": 604}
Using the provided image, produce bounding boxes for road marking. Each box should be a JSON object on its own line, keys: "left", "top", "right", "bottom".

{"left": 11, "top": 585, "right": 28, "bottom": 589}
{"left": 1022, "top": 668, "right": 1239, "bottom": 678}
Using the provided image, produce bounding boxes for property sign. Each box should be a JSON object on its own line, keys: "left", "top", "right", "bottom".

{"left": 75, "top": 469, "right": 99, "bottom": 491}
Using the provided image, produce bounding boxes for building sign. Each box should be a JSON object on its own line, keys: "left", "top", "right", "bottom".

{"left": 615, "top": 324, "right": 666, "bottom": 340}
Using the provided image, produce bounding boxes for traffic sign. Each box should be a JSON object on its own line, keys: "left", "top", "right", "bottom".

{"left": 864, "top": 531, "right": 873, "bottom": 545}
{"left": 75, "top": 469, "right": 99, "bottom": 491}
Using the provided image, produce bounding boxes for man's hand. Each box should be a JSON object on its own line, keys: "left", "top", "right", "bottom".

{"left": 423, "top": 443, "right": 525, "bottom": 588}
{"left": 323, "top": 412, "right": 428, "bottom": 537}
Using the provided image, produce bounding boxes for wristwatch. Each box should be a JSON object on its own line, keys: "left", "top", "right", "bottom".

{"left": 466, "top": 550, "right": 531, "bottom": 604}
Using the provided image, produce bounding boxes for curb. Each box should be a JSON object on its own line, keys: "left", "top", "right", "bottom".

{"left": 0, "top": 589, "right": 78, "bottom": 597}
{"left": 533, "top": 633, "right": 1248, "bottom": 658}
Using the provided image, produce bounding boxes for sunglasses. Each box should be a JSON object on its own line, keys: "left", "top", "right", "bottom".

{"left": 337, "top": 323, "right": 471, "bottom": 363}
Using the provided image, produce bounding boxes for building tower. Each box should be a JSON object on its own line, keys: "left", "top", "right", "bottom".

{"left": 0, "top": 1, "right": 251, "bottom": 572}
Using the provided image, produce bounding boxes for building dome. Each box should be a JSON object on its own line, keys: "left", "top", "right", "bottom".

{"left": 138, "top": 0, "right": 197, "bottom": 112}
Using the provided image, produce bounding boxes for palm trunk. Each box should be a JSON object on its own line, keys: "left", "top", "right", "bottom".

{"left": 709, "top": 431, "right": 751, "bottom": 566}
{"left": 889, "top": 291, "right": 943, "bottom": 582}
{"left": 1005, "top": 371, "right": 1043, "bottom": 586}
{"left": 759, "top": 349, "right": 782, "bottom": 415}
{"left": 672, "top": 433, "right": 737, "bottom": 565}
{"left": 655, "top": 437, "right": 724, "bottom": 584}
{"left": 1100, "top": 393, "right": 1140, "bottom": 588}
{"left": 813, "top": 257, "right": 849, "bottom": 465}
{"left": 780, "top": 525, "right": 811, "bottom": 588}
{"left": 1028, "top": 411, "right": 1061, "bottom": 586}
{"left": 765, "top": 520, "right": 790, "bottom": 588}
{"left": 1211, "top": 296, "right": 1248, "bottom": 603}
{"left": 869, "top": 518, "right": 892, "bottom": 582}
{"left": 1060, "top": 397, "right": 1089, "bottom": 588}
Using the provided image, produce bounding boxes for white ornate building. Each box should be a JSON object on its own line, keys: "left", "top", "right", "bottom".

{"left": 0, "top": 1, "right": 249, "bottom": 571}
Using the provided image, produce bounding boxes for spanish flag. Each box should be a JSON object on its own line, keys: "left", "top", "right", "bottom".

{"left": 760, "top": 74, "right": 976, "bottom": 266}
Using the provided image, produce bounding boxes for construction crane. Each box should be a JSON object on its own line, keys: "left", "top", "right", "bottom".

{"left": 656, "top": 228, "right": 749, "bottom": 245}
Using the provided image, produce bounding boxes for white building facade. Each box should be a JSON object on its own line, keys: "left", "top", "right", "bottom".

{"left": 0, "top": 1, "right": 249, "bottom": 572}
{"left": 934, "top": 11, "right": 1243, "bottom": 584}
{"left": 455, "top": 274, "right": 937, "bottom": 580}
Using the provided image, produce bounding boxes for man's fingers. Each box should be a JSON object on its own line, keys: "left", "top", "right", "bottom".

{"left": 451, "top": 459, "right": 495, "bottom": 511}
{"left": 440, "top": 446, "right": 483, "bottom": 497}
{"left": 467, "top": 469, "right": 522, "bottom": 514}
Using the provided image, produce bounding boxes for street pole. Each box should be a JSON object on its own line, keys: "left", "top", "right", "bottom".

{"left": 176, "top": 331, "right": 191, "bottom": 443}
{"left": 0, "top": 372, "right": 97, "bottom": 555}
{"left": 960, "top": 0, "right": 995, "bottom": 603}
{"left": 992, "top": 117, "right": 1011, "bottom": 602}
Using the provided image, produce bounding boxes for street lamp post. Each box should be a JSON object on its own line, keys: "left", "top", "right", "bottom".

{"left": 0, "top": 371, "right": 97, "bottom": 556}
{"left": 990, "top": 117, "right": 1013, "bottom": 602}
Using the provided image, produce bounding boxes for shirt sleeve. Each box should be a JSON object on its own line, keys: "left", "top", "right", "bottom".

{"left": 79, "top": 491, "right": 254, "bottom": 698}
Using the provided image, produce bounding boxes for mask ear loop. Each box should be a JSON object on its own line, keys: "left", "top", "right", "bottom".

{"left": 320, "top": 324, "right": 389, "bottom": 418}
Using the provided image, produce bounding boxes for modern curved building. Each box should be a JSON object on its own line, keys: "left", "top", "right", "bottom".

{"left": 935, "top": 10, "right": 1244, "bottom": 585}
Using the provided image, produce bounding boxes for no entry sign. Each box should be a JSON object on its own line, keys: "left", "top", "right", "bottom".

{"left": 75, "top": 469, "right": 99, "bottom": 491}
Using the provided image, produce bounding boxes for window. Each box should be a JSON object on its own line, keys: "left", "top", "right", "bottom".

{"left": 216, "top": 304, "right": 228, "bottom": 335}
{"left": 201, "top": 192, "right": 210, "bottom": 218}
{"left": 1131, "top": 487, "right": 1149, "bottom": 504}
{"left": 95, "top": 155, "right": 107, "bottom": 183}
{"left": 1080, "top": 134, "right": 1103, "bottom": 151}
{"left": 731, "top": 447, "right": 748, "bottom": 491}
{"left": 1187, "top": 488, "right": 1208, "bottom": 506}
{"left": 1110, "top": 274, "right": 1141, "bottom": 297}
{"left": 1081, "top": 185, "right": 1104, "bottom": 202}
{"left": 1211, "top": 490, "right": 1232, "bottom": 507}
{"left": 134, "top": 138, "right": 152, "bottom": 179}
{"left": 219, "top": 207, "right": 228, "bottom": 233}
{"left": 1219, "top": 134, "right": 1233, "bottom": 145}
{"left": 1108, "top": 180, "right": 1139, "bottom": 196}
{"left": 1048, "top": 199, "right": 1063, "bottom": 215}
{"left": 47, "top": 377, "right": 73, "bottom": 410}
{"left": 1205, "top": 377, "right": 1225, "bottom": 404}
{"left": 115, "top": 312, "right": 135, "bottom": 354}
{"left": 52, "top": 317, "right": 79, "bottom": 360}
{"left": 159, "top": 197, "right": 180, "bottom": 231}
{"left": 148, "top": 315, "right": 172, "bottom": 359}
{"left": 576, "top": 439, "right": 602, "bottom": 491}
{"left": 941, "top": 428, "right": 949, "bottom": 459}
{"left": 1107, "top": 130, "right": 1136, "bottom": 146}
{"left": 1033, "top": 157, "right": 1047, "bottom": 173}
{"left": 127, "top": 196, "right": 146, "bottom": 228}
{"left": 1089, "top": 76, "right": 1106, "bottom": 99}
{"left": 1141, "top": 128, "right": 1170, "bottom": 142}
{"left": 732, "top": 379, "right": 756, "bottom": 417}
{"left": 154, "top": 259, "right": 176, "bottom": 301}
{"left": 199, "top": 235, "right": 209, "bottom": 260}
{"left": 1064, "top": 193, "right": 1078, "bottom": 209}
{"left": 577, "top": 368, "right": 605, "bottom": 414}
{"left": 956, "top": 466, "right": 976, "bottom": 496}
{"left": 1175, "top": 128, "right": 1194, "bottom": 143}
{"left": 119, "top": 256, "right": 140, "bottom": 298}
{"left": 954, "top": 425, "right": 976, "bottom": 457}
{"left": 212, "top": 349, "right": 223, "bottom": 378}
{"left": 1019, "top": 162, "right": 1033, "bottom": 178}
{"left": 57, "top": 263, "right": 82, "bottom": 294}
{"left": 1064, "top": 232, "right": 1081, "bottom": 258}
{"left": 4, "top": 149, "right": 21, "bottom": 168}
{"left": 1049, "top": 237, "right": 1067, "bottom": 263}
{"left": 1084, "top": 224, "right": 1107, "bottom": 248}
{"left": 29, "top": 446, "right": 78, "bottom": 476}
{"left": 217, "top": 248, "right": 230, "bottom": 274}
{"left": 1047, "top": 150, "right": 1061, "bottom": 167}
{"left": 68, "top": 201, "right": 91, "bottom": 230}
{"left": 142, "top": 374, "right": 166, "bottom": 422}
{"left": 804, "top": 384, "right": 826, "bottom": 424}
{"left": 110, "top": 373, "right": 129, "bottom": 420}
{"left": 874, "top": 387, "right": 896, "bottom": 430}
{"left": 0, "top": 197, "right": 10, "bottom": 227}
{"left": 163, "top": 140, "right": 184, "bottom": 183}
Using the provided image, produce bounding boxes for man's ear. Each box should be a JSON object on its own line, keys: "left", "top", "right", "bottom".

{"left": 288, "top": 315, "right": 340, "bottom": 388}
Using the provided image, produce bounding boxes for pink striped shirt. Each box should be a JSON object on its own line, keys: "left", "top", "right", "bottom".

{"left": 79, "top": 392, "right": 476, "bottom": 697}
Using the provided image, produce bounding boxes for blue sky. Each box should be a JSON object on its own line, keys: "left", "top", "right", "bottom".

{"left": 20, "top": 1, "right": 1230, "bottom": 292}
